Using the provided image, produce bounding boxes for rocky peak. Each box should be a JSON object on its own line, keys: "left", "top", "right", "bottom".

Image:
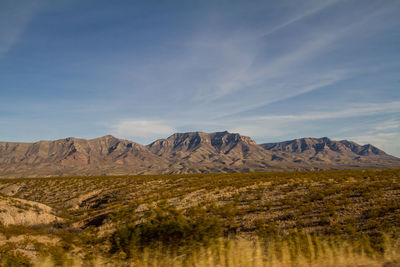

{"left": 260, "top": 137, "right": 391, "bottom": 159}
{"left": 260, "top": 137, "right": 343, "bottom": 153}
{"left": 339, "top": 140, "right": 386, "bottom": 156}
{"left": 147, "top": 131, "right": 259, "bottom": 157}
{"left": 92, "top": 135, "right": 118, "bottom": 141}
{"left": 210, "top": 131, "right": 256, "bottom": 149}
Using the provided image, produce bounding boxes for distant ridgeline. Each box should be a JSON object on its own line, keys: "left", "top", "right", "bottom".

{"left": 0, "top": 131, "right": 399, "bottom": 177}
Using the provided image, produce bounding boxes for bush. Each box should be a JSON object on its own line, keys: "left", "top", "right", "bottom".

{"left": 110, "top": 203, "right": 223, "bottom": 258}
{"left": 255, "top": 220, "right": 279, "bottom": 239}
{"left": 0, "top": 244, "right": 31, "bottom": 267}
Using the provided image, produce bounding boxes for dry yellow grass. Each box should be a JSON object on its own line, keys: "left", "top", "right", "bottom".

{"left": 33, "top": 237, "right": 400, "bottom": 267}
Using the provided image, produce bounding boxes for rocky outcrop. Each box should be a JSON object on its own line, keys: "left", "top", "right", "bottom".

{"left": 0, "top": 196, "right": 62, "bottom": 226}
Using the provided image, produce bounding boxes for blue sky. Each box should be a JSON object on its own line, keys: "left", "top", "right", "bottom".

{"left": 0, "top": 0, "right": 399, "bottom": 156}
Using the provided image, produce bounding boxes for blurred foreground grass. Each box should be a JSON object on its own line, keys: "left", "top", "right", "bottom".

{"left": 33, "top": 236, "right": 400, "bottom": 267}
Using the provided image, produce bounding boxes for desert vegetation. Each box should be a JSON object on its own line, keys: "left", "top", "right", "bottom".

{"left": 0, "top": 169, "right": 399, "bottom": 266}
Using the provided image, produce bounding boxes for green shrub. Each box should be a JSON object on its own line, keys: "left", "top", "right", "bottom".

{"left": 110, "top": 203, "right": 223, "bottom": 258}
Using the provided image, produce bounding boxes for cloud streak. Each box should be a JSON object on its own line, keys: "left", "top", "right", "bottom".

{"left": 111, "top": 120, "right": 176, "bottom": 142}
{"left": 0, "top": 1, "right": 44, "bottom": 59}
{"left": 122, "top": 0, "right": 397, "bottom": 122}
{"left": 243, "top": 102, "right": 400, "bottom": 122}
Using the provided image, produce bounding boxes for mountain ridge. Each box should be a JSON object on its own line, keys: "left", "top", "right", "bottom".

{"left": 0, "top": 131, "right": 399, "bottom": 178}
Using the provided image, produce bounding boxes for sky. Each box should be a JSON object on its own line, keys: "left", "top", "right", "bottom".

{"left": 0, "top": 0, "right": 399, "bottom": 156}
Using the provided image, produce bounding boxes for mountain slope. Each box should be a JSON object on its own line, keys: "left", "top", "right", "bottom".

{"left": 0, "top": 135, "right": 168, "bottom": 177}
{"left": 260, "top": 137, "right": 399, "bottom": 167}
{"left": 0, "top": 133, "right": 399, "bottom": 177}
{"left": 147, "top": 131, "right": 276, "bottom": 173}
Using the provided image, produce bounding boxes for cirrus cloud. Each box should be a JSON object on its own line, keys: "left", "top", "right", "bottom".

{"left": 111, "top": 120, "right": 176, "bottom": 142}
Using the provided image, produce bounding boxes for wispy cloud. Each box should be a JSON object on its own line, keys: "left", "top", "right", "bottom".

{"left": 245, "top": 101, "right": 400, "bottom": 122}
{"left": 128, "top": 0, "right": 394, "bottom": 120}
{"left": 111, "top": 120, "right": 176, "bottom": 142}
{"left": 0, "top": 1, "right": 44, "bottom": 59}
{"left": 109, "top": 0, "right": 398, "bottom": 125}
{"left": 258, "top": 0, "right": 339, "bottom": 38}
{"left": 340, "top": 118, "right": 400, "bottom": 157}
{"left": 120, "top": 1, "right": 348, "bottom": 107}
{"left": 209, "top": 8, "right": 394, "bottom": 108}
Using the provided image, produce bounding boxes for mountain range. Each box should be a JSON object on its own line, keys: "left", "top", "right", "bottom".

{"left": 0, "top": 131, "right": 399, "bottom": 178}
